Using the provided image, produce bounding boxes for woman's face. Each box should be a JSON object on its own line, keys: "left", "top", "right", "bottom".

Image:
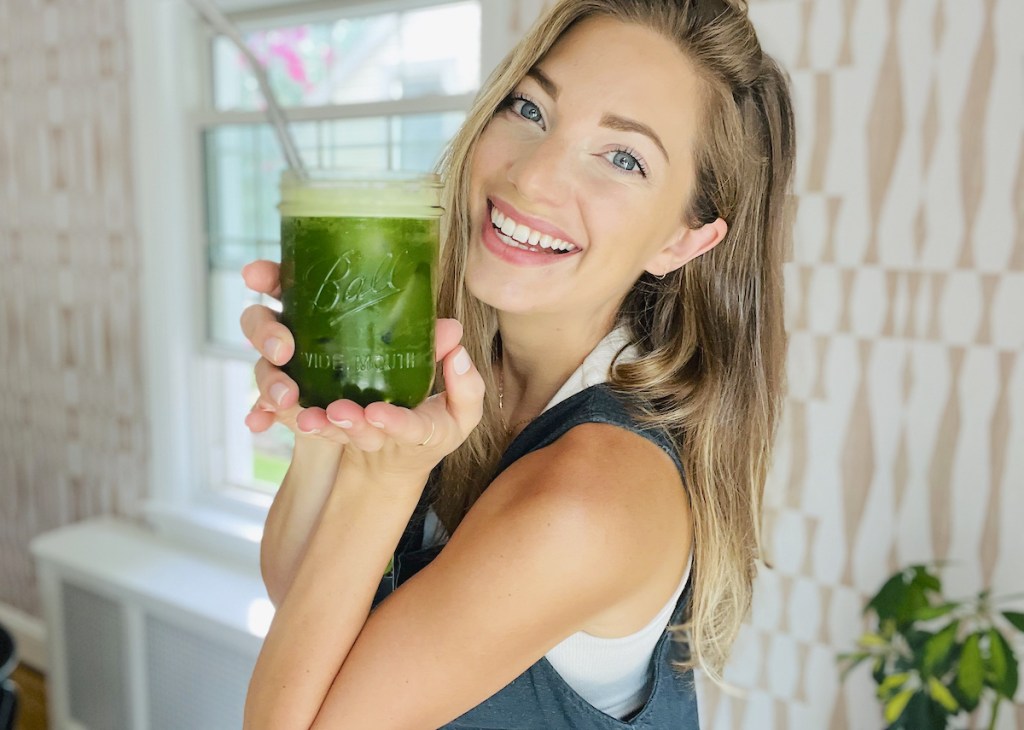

{"left": 465, "top": 16, "right": 707, "bottom": 325}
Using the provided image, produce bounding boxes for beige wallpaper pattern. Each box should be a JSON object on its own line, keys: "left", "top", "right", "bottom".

{"left": 699, "top": 0, "right": 1024, "bottom": 728}
{"left": 0, "top": 0, "right": 147, "bottom": 617}
{"left": 1, "top": 0, "right": 1022, "bottom": 728}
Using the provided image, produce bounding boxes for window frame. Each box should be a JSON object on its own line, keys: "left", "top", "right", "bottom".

{"left": 129, "top": 0, "right": 509, "bottom": 563}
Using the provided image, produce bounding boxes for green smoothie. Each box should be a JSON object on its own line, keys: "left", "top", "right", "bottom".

{"left": 278, "top": 171, "right": 441, "bottom": 409}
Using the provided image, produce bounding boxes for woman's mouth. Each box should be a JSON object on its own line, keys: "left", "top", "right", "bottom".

{"left": 487, "top": 203, "right": 578, "bottom": 256}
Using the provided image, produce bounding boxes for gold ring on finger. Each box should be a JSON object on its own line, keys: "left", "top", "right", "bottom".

{"left": 418, "top": 419, "right": 436, "bottom": 447}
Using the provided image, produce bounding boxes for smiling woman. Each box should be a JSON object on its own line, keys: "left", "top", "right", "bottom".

{"left": 239, "top": 0, "right": 795, "bottom": 728}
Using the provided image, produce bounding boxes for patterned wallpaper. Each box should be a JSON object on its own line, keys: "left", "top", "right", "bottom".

{"left": 1, "top": 0, "right": 1022, "bottom": 728}
{"left": 700, "top": 0, "right": 1024, "bottom": 728}
{"left": 0, "top": 0, "right": 147, "bottom": 617}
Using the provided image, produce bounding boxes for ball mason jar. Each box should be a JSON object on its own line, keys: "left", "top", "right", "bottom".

{"left": 278, "top": 169, "right": 442, "bottom": 409}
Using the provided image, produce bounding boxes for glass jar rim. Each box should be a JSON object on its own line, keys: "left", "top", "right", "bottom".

{"left": 280, "top": 168, "right": 442, "bottom": 189}
{"left": 278, "top": 168, "right": 443, "bottom": 218}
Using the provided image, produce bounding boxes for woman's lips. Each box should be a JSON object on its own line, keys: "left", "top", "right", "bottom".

{"left": 489, "top": 197, "right": 578, "bottom": 249}
{"left": 480, "top": 209, "right": 581, "bottom": 267}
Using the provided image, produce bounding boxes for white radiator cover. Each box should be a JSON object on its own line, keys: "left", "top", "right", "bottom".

{"left": 32, "top": 518, "right": 268, "bottom": 730}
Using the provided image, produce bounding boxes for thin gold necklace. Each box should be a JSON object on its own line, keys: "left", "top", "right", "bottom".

{"left": 497, "top": 365, "right": 536, "bottom": 436}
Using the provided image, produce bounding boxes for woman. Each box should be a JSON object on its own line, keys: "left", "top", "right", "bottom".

{"left": 240, "top": 0, "right": 794, "bottom": 727}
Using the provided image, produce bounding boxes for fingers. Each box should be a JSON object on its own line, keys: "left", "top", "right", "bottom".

{"left": 440, "top": 345, "right": 486, "bottom": 437}
{"left": 240, "top": 304, "right": 294, "bottom": 365}
{"left": 293, "top": 407, "right": 351, "bottom": 444}
{"left": 434, "top": 318, "right": 464, "bottom": 362}
{"left": 362, "top": 397, "right": 441, "bottom": 449}
{"left": 325, "top": 400, "right": 388, "bottom": 452}
{"left": 242, "top": 260, "right": 282, "bottom": 300}
{"left": 244, "top": 402, "right": 276, "bottom": 433}
{"left": 254, "top": 358, "right": 299, "bottom": 411}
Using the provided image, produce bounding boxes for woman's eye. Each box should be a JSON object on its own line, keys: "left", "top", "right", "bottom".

{"left": 612, "top": 152, "right": 636, "bottom": 170}
{"left": 610, "top": 150, "right": 643, "bottom": 174}
{"left": 511, "top": 98, "right": 544, "bottom": 126}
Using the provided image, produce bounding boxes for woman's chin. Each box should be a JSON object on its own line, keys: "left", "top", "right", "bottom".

{"left": 464, "top": 270, "right": 501, "bottom": 310}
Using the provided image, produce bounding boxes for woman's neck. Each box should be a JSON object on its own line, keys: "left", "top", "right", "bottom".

{"left": 495, "top": 312, "right": 615, "bottom": 425}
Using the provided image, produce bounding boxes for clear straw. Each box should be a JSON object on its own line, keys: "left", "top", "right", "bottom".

{"left": 185, "top": 0, "right": 308, "bottom": 179}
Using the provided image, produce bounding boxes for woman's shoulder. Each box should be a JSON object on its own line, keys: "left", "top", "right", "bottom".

{"left": 494, "top": 382, "right": 689, "bottom": 551}
{"left": 471, "top": 415, "right": 692, "bottom": 635}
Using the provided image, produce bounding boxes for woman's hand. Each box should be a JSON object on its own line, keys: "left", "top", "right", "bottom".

{"left": 239, "top": 260, "right": 484, "bottom": 474}
{"left": 316, "top": 322, "right": 485, "bottom": 483}
{"left": 239, "top": 259, "right": 309, "bottom": 438}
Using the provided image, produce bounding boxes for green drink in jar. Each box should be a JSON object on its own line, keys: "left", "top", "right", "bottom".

{"left": 278, "top": 170, "right": 442, "bottom": 409}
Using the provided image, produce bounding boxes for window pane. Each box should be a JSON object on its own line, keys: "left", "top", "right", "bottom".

{"left": 212, "top": 1, "right": 480, "bottom": 111}
{"left": 215, "top": 359, "right": 294, "bottom": 494}
{"left": 200, "top": 0, "right": 478, "bottom": 498}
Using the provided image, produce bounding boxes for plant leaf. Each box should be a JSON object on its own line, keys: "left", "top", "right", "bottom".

{"left": 866, "top": 567, "right": 940, "bottom": 626}
{"left": 858, "top": 632, "right": 889, "bottom": 649}
{"left": 878, "top": 671, "right": 911, "bottom": 699}
{"left": 922, "top": 620, "right": 959, "bottom": 676}
{"left": 869, "top": 573, "right": 914, "bottom": 622}
{"left": 913, "top": 603, "right": 958, "bottom": 622}
{"left": 956, "top": 633, "right": 985, "bottom": 707}
{"left": 986, "top": 628, "right": 1019, "bottom": 699}
{"left": 1003, "top": 611, "right": 1024, "bottom": 633}
{"left": 904, "top": 627, "right": 936, "bottom": 655}
{"left": 884, "top": 688, "right": 915, "bottom": 725}
{"left": 873, "top": 658, "right": 887, "bottom": 686}
{"left": 927, "top": 676, "right": 959, "bottom": 713}
{"left": 912, "top": 565, "right": 942, "bottom": 594}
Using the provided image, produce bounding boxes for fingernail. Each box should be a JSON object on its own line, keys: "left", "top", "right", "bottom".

{"left": 453, "top": 347, "right": 471, "bottom": 375}
{"left": 299, "top": 426, "right": 320, "bottom": 434}
{"left": 369, "top": 420, "right": 385, "bottom": 428}
{"left": 270, "top": 382, "right": 288, "bottom": 405}
{"left": 328, "top": 417, "right": 353, "bottom": 429}
{"left": 264, "top": 337, "right": 282, "bottom": 362}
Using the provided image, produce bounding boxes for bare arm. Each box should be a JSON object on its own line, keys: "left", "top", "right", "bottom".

{"left": 260, "top": 435, "right": 344, "bottom": 607}
{"left": 245, "top": 326, "right": 485, "bottom": 730}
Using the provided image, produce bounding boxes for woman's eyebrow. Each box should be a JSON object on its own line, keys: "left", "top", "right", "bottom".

{"left": 526, "top": 67, "right": 559, "bottom": 99}
{"left": 524, "top": 66, "right": 670, "bottom": 164}
{"left": 600, "top": 114, "right": 670, "bottom": 163}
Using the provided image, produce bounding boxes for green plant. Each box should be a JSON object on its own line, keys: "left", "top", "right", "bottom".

{"left": 839, "top": 565, "right": 1024, "bottom": 730}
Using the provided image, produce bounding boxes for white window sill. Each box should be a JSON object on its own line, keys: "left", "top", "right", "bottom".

{"left": 143, "top": 498, "right": 266, "bottom": 571}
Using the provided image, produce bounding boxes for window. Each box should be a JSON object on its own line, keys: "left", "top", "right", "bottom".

{"left": 198, "top": 2, "right": 480, "bottom": 500}
{"left": 128, "top": 0, "right": 497, "bottom": 558}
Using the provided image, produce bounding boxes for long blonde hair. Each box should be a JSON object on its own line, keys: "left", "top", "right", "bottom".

{"left": 430, "top": 0, "right": 795, "bottom": 681}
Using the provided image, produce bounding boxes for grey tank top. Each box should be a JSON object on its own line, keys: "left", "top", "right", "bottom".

{"left": 373, "top": 382, "right": 700, "bottom": 729}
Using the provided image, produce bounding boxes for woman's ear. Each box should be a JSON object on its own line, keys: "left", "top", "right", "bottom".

{"left": 646, "top": 217, "right": 728, "bottom": 277}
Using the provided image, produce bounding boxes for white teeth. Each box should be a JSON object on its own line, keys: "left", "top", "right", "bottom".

{"left": 489, "top": 203, "right": 578, "bottom": 253}
{"left": 500, "top": 217, "right": 517, "bottom": 236}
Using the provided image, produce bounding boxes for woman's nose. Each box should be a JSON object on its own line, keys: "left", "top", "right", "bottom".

{"left": 505, "top": 134, "right": 572, "bottom": 207}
